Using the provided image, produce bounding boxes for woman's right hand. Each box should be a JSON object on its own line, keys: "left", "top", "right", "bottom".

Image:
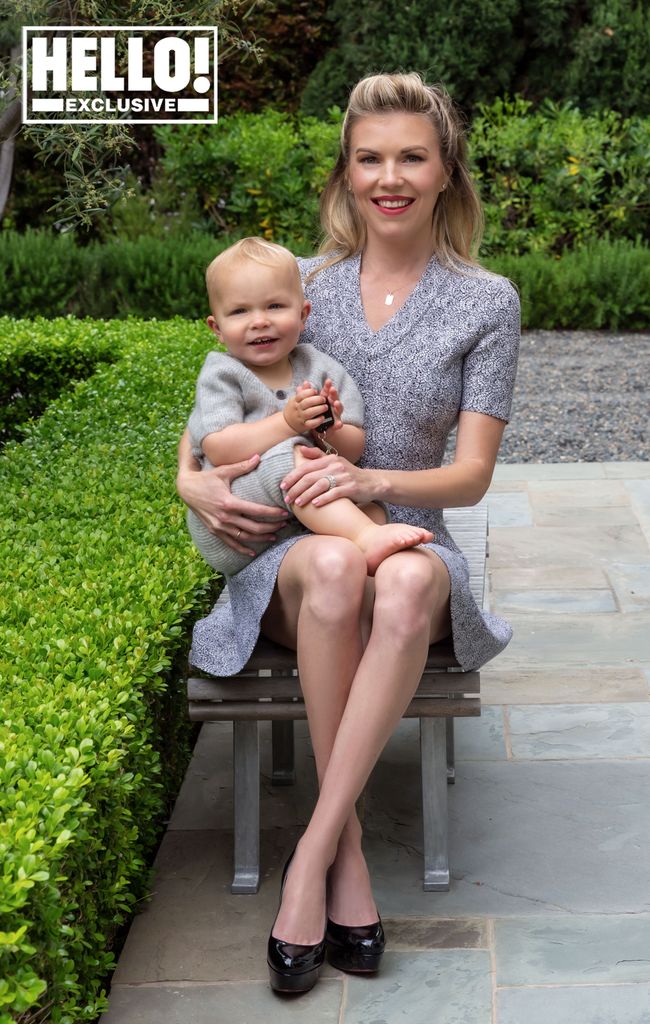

{"left": 177, "top": 453, "right": 291, "bottom": 558}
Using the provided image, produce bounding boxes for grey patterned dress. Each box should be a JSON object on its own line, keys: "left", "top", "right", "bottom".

{"left": 190, "top": 252, "right": 520, "bottom": 675}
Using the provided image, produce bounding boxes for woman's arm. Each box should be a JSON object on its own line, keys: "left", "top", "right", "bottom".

{"left": 281, "top": 411, "right": 505, "bottom": 510}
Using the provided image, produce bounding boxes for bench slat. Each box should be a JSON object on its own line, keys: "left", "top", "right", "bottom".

{"left": 188, "top": 670, "right": 480, "bottom": 702}
{"left": 189, "top": 696, "right": 480, "bottom": 722}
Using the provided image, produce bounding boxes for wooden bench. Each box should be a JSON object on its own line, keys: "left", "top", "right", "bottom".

{"left": 187, "top": 501, "right": 488, "bottom": 894}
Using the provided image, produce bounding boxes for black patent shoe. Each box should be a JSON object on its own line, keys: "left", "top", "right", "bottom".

{"left": 326, "top": 916, "right": 386, "bottom": 973}
{"left": 267, "top": 851, "right": 327, "bottom": 994}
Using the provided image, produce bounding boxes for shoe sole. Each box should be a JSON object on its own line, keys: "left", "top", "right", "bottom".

{"left": 268, "top": 963, "right": 322, "bottom": 993}
{"left": 327, "top": 948, "right": 383, "bottom": 973}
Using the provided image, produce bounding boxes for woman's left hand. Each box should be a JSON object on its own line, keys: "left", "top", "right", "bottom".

{"left": 280, "top": 446, "right": 377, "bottom": 508}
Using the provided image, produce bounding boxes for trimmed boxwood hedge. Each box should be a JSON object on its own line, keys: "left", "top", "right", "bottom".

{"left": 0, "top": 231, "right": 648, "bottom": 329}
{"left": 0, "top": 319, "right": 221, "bottom": 1023}
{"left": 0, "top": 317, "right": 123, "bottom": 444}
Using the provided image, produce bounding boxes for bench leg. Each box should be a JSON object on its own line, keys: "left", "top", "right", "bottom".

{"left": 232, "top": 720, "right": 260, "bottom": 894}
{"left": 271, "top": 720, "right": 296, "bottom": 785}
{"left": 446, "top": 717, "right": 456, "bottom": 784}
{"left": 420, "top": 717, "right": 450, "bottom": 892}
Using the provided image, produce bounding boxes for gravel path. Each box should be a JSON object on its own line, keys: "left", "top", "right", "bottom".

{"left": 493, "top": 331, "right": 649, "bottom": 463}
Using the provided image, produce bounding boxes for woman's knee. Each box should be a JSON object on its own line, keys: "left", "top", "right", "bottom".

{"left": 372, "top": 551, "right": 450, "bottom": 637}
{"left": 301, "top": 538, "right": 367, "bottom": 623}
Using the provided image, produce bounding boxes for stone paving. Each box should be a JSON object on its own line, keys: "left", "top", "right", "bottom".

{"left": 101, "top": 462, "right": 650, "bottom": 1024}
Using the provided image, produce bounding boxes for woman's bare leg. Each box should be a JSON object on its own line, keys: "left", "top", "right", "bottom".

{"left": 261, "top": 540, "right": 451, "bottom": 943}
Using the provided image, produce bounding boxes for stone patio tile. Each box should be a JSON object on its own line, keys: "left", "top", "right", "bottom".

{"left": 625, "top": 479, "right": 650, "bottom": 513}
{"left": 532, "top": 506, "right": 638, "bottom": 527}
{"left": 497, "top": 983, "right": 650, "bottom": 1024}
{"left": 169, "top": 722, "right": 317, "bottom": 832}
{"left": 491, "top": 612, "right": 650, "bottom": 668}
{"left": 493, "top": 464, "right": 606, "bottom": 481}
{"left": 486, "top": 492, "right": 533, "bottom": 527}
{"left": 100, "top": 979, "right": 343, "bottom": 1024}
{"left": 109, "top": 829, "right": 343, "bottom": 984}
{"left": 488, "top": 524, "right": 650, "bottom": 569}
{"left": 486, "top": 479, "right": 529, "bottom": 493}
{"left": 480, "top": 667, "right": 649, "bottom": 706}
{"left": 453, "top": 706, "right": 507, "bottom": 760}
{"left": 607, "top": 563, "right": 650, "bottom": 610}
{"left": 495, "top": 915, "right": 650, "bottom": 985}
{"left": 365, "top": 715, "right": 506, "bottom": 765}
{"left": 508, "top": 703, "right": 650, "bottom": 760}
{"left": 384, "top": 917, "right": 487, "bottom": 950}
{"left": 527, "top": 479, "right": 631, "bottom": 507}
{"left": 489, "top": 566, "right": 609, "bottom": 590}
{"left": 343, "top": 951, "right": 492, "bottom": 1024}
{"left": 607, "top": 462, "right": 650, "bottom": 479}
{"left": 365, "top": 761, "right": 650, "bottom": 916}
{"left": 492, "top": 589, "right": 616, "bottom": 614}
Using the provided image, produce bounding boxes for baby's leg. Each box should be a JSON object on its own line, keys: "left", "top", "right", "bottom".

{"left": 289, "top": 448, "right": 433, "bottom": 576}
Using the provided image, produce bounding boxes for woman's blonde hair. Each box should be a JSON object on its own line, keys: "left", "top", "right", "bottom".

{"left": 315, "top": 72, "right": 484, "bottom": 276}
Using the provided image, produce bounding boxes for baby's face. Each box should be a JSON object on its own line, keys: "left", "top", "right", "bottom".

{"left": 207, "top": 261, "right": 309, "bottom": 371}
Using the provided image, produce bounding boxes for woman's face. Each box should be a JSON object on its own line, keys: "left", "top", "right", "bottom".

{"left": 347, "top": 112, "right": 449, "bottom": 244}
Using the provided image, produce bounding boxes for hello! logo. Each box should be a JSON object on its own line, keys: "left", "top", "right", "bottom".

{"left": 22, "top": 26, "right": 217, "bottom": 124}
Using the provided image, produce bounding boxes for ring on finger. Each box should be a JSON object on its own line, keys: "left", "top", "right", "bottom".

{"left": 325, "top": 474, "right": 337, "bottom": 491}
{"left": 236, "top": 529, "right": 242, "bottom": 539}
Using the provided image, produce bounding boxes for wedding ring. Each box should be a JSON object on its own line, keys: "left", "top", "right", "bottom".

{"left": 236, "top": 529, "right": 242, "bottom": 539}
{"left": 325, "top": 474, "right": 337, "bottom": 491}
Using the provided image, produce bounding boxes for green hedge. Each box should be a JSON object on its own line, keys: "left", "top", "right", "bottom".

{"left": 0, "top": 232, "right": 648, "bottom": 329}
{"left": 487, "top": 238, "right": 650, "bottom": 329}
{"left": 0, "top": 319, "right": 219, "bottom": 1023}
{"left": 0, "top": 317, "right": 123, "bottom": 444}
{"left": 1, "top": 231, "right": 223, "bottom": 320}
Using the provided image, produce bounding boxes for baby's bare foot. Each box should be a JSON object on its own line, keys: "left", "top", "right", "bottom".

{"left": 355, "top": 523, "right": 434, "bottom": 576}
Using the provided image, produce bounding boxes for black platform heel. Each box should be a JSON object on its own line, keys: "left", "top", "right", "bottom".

{"left": 325, "top": 917, "right": 386, "bottom": 973}
{"left": 267, "top": 850, "right": 327, "bottom": 994}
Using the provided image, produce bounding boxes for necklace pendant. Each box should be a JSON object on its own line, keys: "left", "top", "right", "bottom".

{"left": 385, "top": 292, "right": 395, "bottom": 306}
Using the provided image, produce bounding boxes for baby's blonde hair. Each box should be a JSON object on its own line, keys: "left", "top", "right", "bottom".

{"left": 206, "top": 237, "right": 303, "bottom": 312}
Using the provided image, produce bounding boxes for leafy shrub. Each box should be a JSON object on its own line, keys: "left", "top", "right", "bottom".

{"left": 0, "top": 230, "right": 83, "bottom": 317}
{"left": 564, "top": 0, "right": 650, "bottom": 117}
{"left": 0, "top": 317, "right": 122, "bottom": 443}
{"left": 0, "top": 232, "right": 223, "bottom": 319}
{"left": 300, "top": 0, "right": 521, "bottom": 118}
{"left": 0, "top": 319, "right": 219, "bottom": 1023}
{"left": 300, "top": 0, "right": 650, "bottom": 118}
{"left": 156, "top": 110, "right": 341, "bottom": 248}
{"left": 472, "top": 97, "right": 650, "bottom": 256}
{"left": 487, "top": 238, "right": 650, "bottom": 329}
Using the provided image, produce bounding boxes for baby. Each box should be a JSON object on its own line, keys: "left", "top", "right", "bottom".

{"left": 186, "top": 237, "right": 433, "bottom": 577}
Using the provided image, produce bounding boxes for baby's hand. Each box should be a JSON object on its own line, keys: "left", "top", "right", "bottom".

{"left": 320, "top": 378, "right": 344, "bottom": 432}
{"left": 283, "top": 381, "right": 330, "bottom": 434}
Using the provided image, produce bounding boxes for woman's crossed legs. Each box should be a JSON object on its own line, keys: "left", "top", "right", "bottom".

{"left": 260, "top": 534, "right": 451, "bottom": 945}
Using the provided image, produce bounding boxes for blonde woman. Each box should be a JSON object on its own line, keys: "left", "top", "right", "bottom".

{"left": 177, "top": 72, "right": 520, "bottom": 994}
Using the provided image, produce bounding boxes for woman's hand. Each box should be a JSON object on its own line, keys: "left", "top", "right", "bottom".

{"left": 177, "top": 453, "right": 291, "bottom": 557}
{"left": 280, "top": 446, "right": 379, "bottom": 508}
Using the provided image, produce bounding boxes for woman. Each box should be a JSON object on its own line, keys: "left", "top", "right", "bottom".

{"left": 177, "top": 72, "right": 520, "bottom": 993}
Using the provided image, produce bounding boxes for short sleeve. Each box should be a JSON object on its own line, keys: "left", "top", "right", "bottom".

{"left": 329, "top": 365, "right": 364, "bottom": 427}
{"left": 460, "top": 281, "right": 520, "bottom": 423}
{"left": 187, "top": 352, "right": 245, "bottom": 456}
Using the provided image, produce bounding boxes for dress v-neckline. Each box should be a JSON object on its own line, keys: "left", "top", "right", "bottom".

{"left": 353, "top": 251, "right": 437, "bottom": 336}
